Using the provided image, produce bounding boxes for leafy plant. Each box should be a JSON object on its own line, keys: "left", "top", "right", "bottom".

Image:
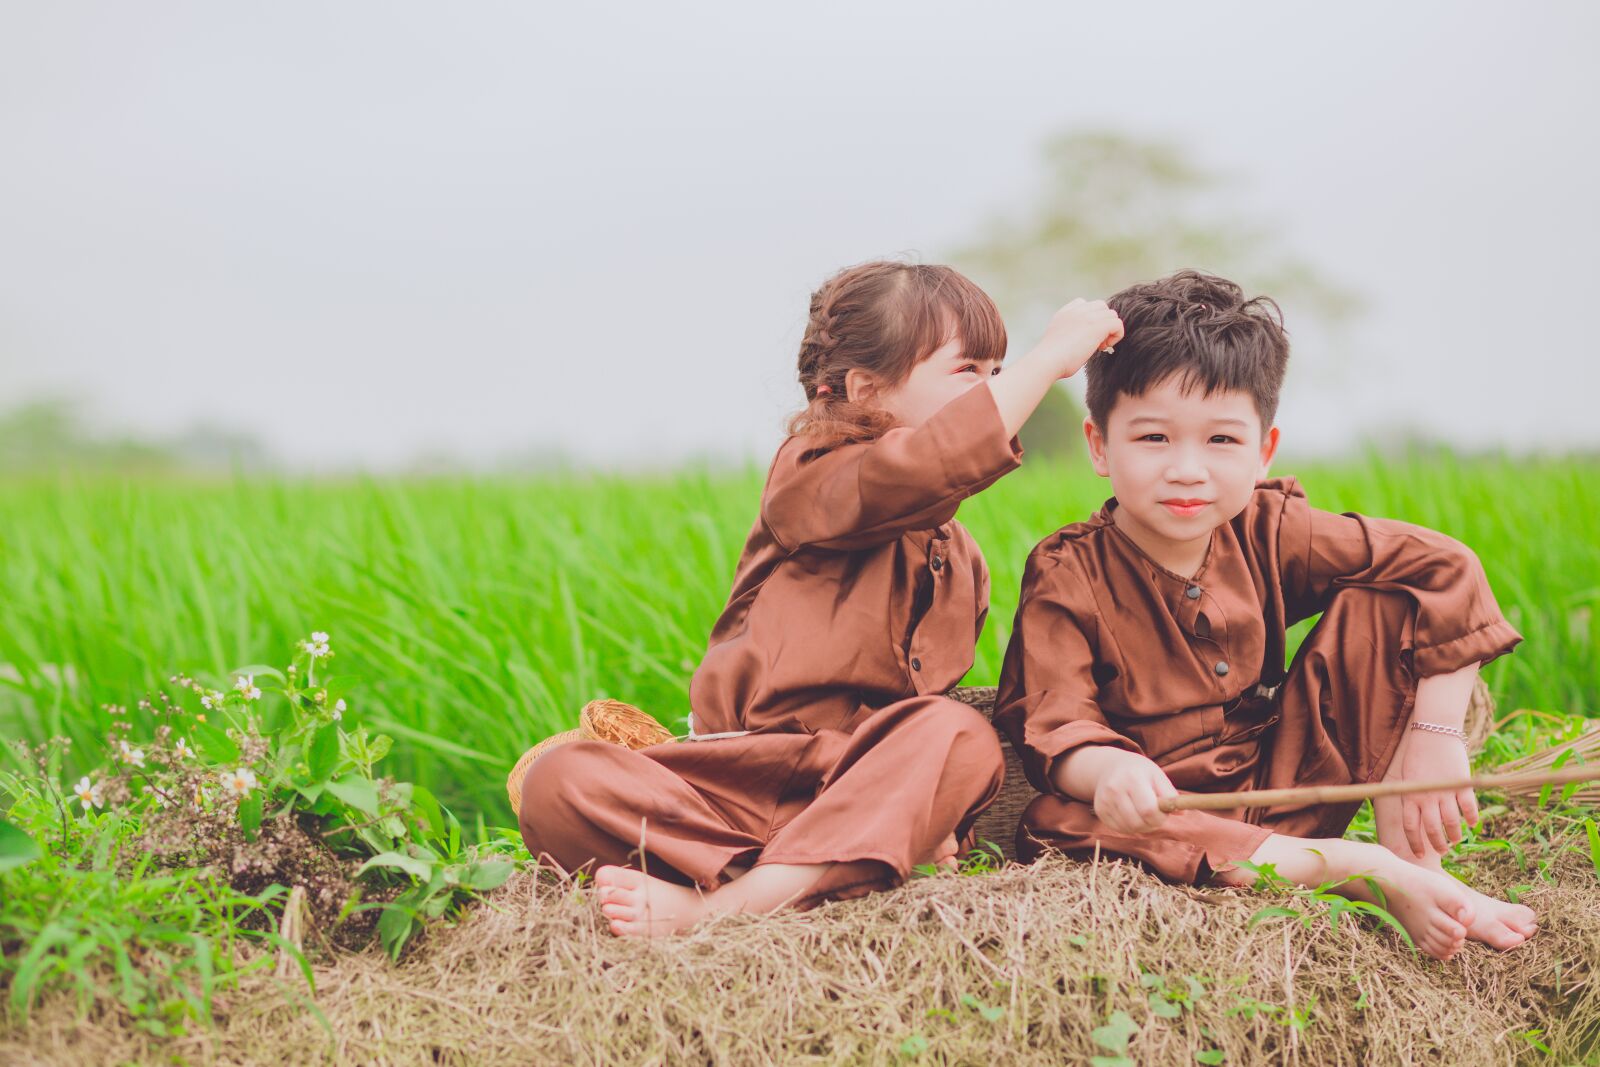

{"left": 1, "top": 631, "right": 521, "bottom": 1030}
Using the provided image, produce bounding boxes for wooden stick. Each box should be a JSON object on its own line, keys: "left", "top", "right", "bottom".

{"left": 1158, "top": 760, "right": 1600, "bottom": 813}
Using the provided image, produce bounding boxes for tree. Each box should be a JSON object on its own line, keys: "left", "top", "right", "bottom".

{"left": 948, "top": 130, "right": 1360, "bottom": 457}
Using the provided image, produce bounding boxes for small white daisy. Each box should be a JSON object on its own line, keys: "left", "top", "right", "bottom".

{"left": 117, "top": 740, "right": 146, "bottom": 768}
{"left": 221, "top": 767, "right": 258, "bottom": 798}
{"left": 73, "top": 775, "right": 104, "bottom": 810}
{"left": 333, "top": 698, "right": 346, "bottom": 721}
{"left": 234, "top": 674, "right": 261, "bottom": 701}
{"left": 173, "top": 737, "right": 194, "bottom": 760}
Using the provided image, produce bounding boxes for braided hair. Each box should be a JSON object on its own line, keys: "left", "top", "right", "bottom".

{"left": 787, "top": 260, "right": 1007, "bottom": 450}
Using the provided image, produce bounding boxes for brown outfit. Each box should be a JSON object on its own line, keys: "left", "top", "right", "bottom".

{"left": 994, "top": 477, "right": 1522, "bottom": 885}
{"left": 520, "top": 383, "right": 1023, "bottom": 906}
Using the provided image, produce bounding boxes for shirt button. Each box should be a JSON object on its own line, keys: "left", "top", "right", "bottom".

{"left": 1186, "top": 585, "right": 1202, "bottom": 600}
{"left": 1214, "top": 661, "right": 1230, "bottom": 676}
{"left": 911, "top": 657, "right": 922, "bottom": 671}
{"left": 931, "top": 556, "right": 943, "bottom": 572}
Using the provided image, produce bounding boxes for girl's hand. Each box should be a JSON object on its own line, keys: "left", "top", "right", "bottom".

{"left": 1093, "top": 750, "right": 1178, "bottom": 834}
{"left": 1037, "top": 298, "right": 1124, "bottom": 380}
{"left": 1378, "top": 729, "right": 1479, "bottom": 858}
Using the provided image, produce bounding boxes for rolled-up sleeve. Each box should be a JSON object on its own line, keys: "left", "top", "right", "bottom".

{"left": 760, "top": 381, "right": 1024, "bottom": 552}
{"left": 1276, "top": 489, "right": 1522, "bottom": 676}
{"left": 994, "top": 551, "right": 1142, "bottom": 798}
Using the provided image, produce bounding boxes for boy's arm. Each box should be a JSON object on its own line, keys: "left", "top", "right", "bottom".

{"left": 1272, "top": 488, "right": 1522, "bottom": 677}
{"left": 761, "top": 382, "right": 1022, "bottom": 552}
{"left": 993, "top": 552, "right": 1144, "bottom": 800}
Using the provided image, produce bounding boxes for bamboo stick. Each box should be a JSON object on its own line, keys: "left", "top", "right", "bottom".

{"left": 1159, "top": 760, "right": 1600, "bottom": 813}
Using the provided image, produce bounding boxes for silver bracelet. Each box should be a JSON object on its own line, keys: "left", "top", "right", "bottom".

{"left": 1410, "top": 720, "right": 1468, "bottom": 742}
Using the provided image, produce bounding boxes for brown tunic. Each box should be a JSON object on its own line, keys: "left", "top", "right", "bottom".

{"left": 689, "top": 381, "right": 1024, "bottom": 735}
{"left": 995, "top": 476, "right": 1523, "bottom": 883}
{"left": 519, "top": 382, "right": 1023, "bottom": 902}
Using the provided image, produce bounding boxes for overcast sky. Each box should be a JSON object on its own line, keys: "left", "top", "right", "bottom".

{"left": 1, "top": 2, "right": 1595, "bottom": 471}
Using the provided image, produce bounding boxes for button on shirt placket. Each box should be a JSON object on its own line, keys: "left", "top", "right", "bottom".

{"left": 1180, "top": 582, "right": 1231, "bottom": 687}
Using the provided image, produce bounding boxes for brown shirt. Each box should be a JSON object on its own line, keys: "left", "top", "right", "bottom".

{"left": 689, "top": 382, "right": 1024, "bottom": 736}
{"left": 995, "top": 476, "right": 1524, "bottom": 798}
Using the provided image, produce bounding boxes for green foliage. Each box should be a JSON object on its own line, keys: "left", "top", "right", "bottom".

{"left": 1236, "top": 857, "right": 1417, "bottom": 954}
{"left": 0, "top": 632, "right": 519, "bottom": 1027}
{"left": 0, "top": 778, "right": 306, "bottom": 1034}
{"left": 1, "top": 452, "right": 1591, "bottom": 831}
{"left": 1090, "top": 1008, "right": 1139, "bottom": 1067}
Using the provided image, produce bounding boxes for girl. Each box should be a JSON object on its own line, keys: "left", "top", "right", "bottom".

{"left": 519, "top": 260, "right": 1122, "bottom": 936}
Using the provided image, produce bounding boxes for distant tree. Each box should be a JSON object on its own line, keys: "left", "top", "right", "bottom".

{"left": 0, "top": 396, "right": 272, "bottom": 475}
{"left": 949, "top": 130, "right": 1361, "bottom": 457}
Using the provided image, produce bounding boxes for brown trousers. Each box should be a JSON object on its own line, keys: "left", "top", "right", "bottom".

{"left": 1019, "top": 588, "right": 1420, "bottom": 885}
{"left": 519, "top": 695, "right": 1005, "bottom": 909}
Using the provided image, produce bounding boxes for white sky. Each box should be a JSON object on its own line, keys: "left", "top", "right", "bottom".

{"left": 1, "top": 1, "right": 1595, "bottom": 471}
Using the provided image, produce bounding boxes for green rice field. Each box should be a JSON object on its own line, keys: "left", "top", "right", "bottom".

{"left": 2, "top": 452, "right": 1596, "bottom": 831}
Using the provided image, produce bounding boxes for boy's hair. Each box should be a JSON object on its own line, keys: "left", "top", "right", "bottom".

{"left": 1087, "top": 269, "right": 1289, "bottom": 431}
{"left": 787, "top": 260, "right": 1006, "bottom": 449}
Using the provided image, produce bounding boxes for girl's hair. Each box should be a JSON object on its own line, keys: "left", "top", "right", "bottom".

{"left": 786, "top": 261, "right": 1007, "bottom": 450}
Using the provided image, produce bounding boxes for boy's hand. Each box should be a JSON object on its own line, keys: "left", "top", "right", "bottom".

{"left": 1037, "top": 299, "right": 1124, "bottom": 380}
{"left": 1092, "top": 750, "right": 1178, "bottom": 834}
{"left": 1379, "top": 730, "right": 1479, "bottom": 858}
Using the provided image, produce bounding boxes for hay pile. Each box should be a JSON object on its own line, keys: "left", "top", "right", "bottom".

{"left": 5, "top": 802, "right": 1597, "bottom": 1066}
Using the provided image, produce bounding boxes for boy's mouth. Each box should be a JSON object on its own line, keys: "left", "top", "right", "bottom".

{"left": 1160, "top": 498, "right": 1211, "bottom": 517}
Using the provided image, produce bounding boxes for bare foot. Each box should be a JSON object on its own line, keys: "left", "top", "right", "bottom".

{"left": 1341, "top": 844, "right": 1477, "bottom": 961}
{"left": 1219, "top": 836, "right": 1476, "bottom": 961}
{"left": 1458, "top": 885, "right": 1538, "bottom": 949}
{"left": 595, "top": 865, "right": 709, "bottom": 937}
{"left": 1390, "top": 853, "right": 1539, "bottom": 950}
{"left": 1401, "top": 857, "right": 1536, "bottom": 947}
{"left": 926, "top": 833, "right": 959, "bottom": 872}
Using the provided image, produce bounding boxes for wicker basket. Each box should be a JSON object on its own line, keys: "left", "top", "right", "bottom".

{"left": 506, "top": 699, "right": 673, "bottom": 819}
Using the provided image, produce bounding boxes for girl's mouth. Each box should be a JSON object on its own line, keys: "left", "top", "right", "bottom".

{"left": 1161, "top": 499, "right": 1210, "bottom": 517}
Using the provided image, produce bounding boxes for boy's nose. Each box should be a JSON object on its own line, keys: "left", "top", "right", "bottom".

{"left": 1163, "top": 461, "right": 1208, "bottom": 484}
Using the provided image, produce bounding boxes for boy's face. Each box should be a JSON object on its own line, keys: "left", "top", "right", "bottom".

{"left": 1084, "top": 376, "right": 1280, "bottom": 548}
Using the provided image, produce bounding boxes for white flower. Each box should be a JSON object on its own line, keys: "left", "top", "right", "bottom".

{"left": 118, "top": 740, "right": 146, "bottom": 768}
{"left": 332, "top": 698, "right": 346, "bottom": 721}
{"left": 200, "top": 691, "right": 216, "bottom": 710}
{"left": 173, "top": 737, "right": 194, "bottom": 760}
{"left": 234, "top": 674, "right": 261, "bottom": 701}
{"left": 73, "top": 775, "right": 104, "bottom": 810}
{"left": 301, "top": 631, "right": 331, "bottom": 658}
{"left": 221, "top": 767, "right": 258, "bottom": 798}
{"left": 311, "top": 631, "right": 329, "bottom": 644}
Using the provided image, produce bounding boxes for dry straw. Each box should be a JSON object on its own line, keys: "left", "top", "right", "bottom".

{"left": 8, "top": 800, "right": 1597, "bottom": 1065}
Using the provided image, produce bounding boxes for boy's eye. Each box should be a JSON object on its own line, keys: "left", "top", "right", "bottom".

{"left": 989, "top": 366, "right": 1002, "bottom": 376}
{"left": 958, "top": 365, "right": 979, "bottom": 375}
{"left": 1210, "top": 435, "right": 1238, "bottom": 444}
{"left": 1139, "top": 433, "right": 1167, "bottom": 443}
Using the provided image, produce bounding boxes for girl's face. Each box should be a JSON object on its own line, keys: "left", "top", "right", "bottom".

{"left": 1084, "top": 375, "right": 1281, "bottom": 562}
{"left": 848, "top": 335, "right": 1002, "bottom": 429}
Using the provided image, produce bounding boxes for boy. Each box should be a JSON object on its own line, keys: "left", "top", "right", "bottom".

{"left": 993, "top": 270, "right": 1536, "bottom": 961}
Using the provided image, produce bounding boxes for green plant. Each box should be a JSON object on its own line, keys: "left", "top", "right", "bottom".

{"left": 1, "top": 629, "right": 520, "bottom": 1033}
{"left": 1233, "top": 857, "right": 1417, "bottom": 954}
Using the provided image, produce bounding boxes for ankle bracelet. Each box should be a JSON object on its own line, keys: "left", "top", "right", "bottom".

{"left": 1410, "top": 720, "right": 1468, "bottom": 742}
